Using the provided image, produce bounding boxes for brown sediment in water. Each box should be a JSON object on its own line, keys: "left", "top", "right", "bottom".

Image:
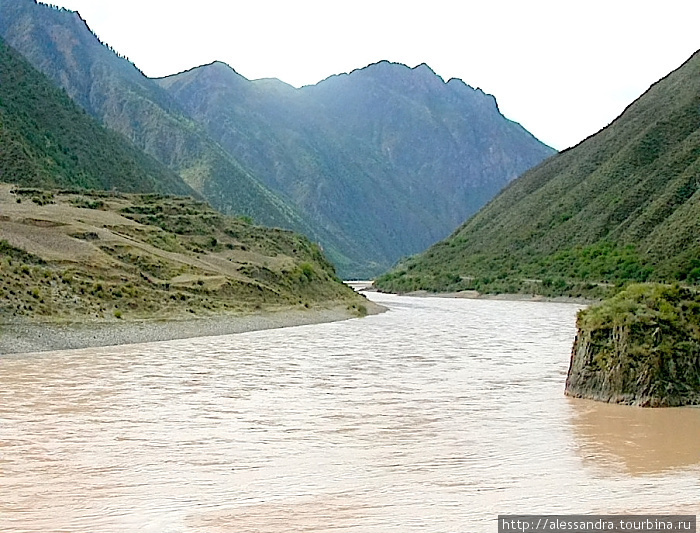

{"left": 2, "top": 294, "right": 699, "bottom": 532}
{"left": 567, "top": 397, "right": 700, "bottom": 475}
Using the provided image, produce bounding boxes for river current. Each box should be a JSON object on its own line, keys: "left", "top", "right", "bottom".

{"left": 1, "top": 292, "right": 699, "bottom": 532}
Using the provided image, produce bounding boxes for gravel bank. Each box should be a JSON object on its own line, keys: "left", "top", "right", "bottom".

{"left": 0, "top": 302, "right": 386, "bottom": 355}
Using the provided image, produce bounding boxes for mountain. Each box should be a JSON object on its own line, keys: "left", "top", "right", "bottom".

{"left": 0, "top": 0, "right": 315, "bottom": 234}
{"left": 375, "top": 50, "right": 700, "bottom": 297}
{"left": 1, "top": 0, "right": 554, "bottom": 278}
{"left": 0, "top": 37, "right": 193, "bottom": 194}
{"left": 157, "top": 60, "right": 555, "bottom": 277}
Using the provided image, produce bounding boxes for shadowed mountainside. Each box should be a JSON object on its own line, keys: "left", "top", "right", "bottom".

{"left": 157, "top": 60, "right": 555, "bottom": 277}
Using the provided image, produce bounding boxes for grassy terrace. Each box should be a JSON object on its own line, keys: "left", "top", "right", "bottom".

{"left": 0, "top": 185, "right": 367, "bottom": 324}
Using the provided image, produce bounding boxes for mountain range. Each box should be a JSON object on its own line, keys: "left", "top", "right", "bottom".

{"left": 0, "top": 0, "right": 555, "bottom": 278}
{"left": 375, "top": 49, "right": 700, "bottom": 297}
{"left": 157, "top": 60, "right": 555, "bottom": 276}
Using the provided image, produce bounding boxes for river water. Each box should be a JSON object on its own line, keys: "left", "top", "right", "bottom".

{"left": 1, "top": 292, "right": 699, "bottom": 532}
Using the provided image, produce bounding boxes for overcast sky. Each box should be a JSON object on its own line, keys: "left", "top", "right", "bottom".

{"left": 47, "top": 0, "right": 699, "bottom": 150}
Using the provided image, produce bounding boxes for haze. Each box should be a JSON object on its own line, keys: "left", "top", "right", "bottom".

{"left": 46, "top": 0, "right": 699, "bottom": 150}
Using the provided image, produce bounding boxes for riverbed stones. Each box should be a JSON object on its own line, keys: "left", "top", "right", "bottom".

{"left": 565, "top": 283, "right": 700, "bottom": 407}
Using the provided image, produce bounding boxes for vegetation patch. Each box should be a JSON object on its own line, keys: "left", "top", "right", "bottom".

{"left": 0, "top": 185, "right": 367, "bottom": 324}
{"left": 69, "top": 197, "right": 105, "bottom": 210}
{"left": 11, "top": 188, "right": 56, "bottom": 205}
{"left": 565, "top": 283, "right": 700, "bottom": 406}
{"left": 0, "top": 240, "right": 45, "bottom": 264}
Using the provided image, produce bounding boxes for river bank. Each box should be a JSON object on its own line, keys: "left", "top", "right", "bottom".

{"left": 356, "top": 283, "right": 595, "bottom": 305}
{"left": 0, "top": 301, "right": 386, "bottom": 355}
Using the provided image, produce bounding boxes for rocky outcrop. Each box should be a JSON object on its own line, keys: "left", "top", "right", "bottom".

{"left": 565, "top": 283, "right": 700, "bottom": 407}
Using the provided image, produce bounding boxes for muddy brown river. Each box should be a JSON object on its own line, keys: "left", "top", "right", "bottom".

{"left": 1, "top": 292, "right": 699, "bottom": 532}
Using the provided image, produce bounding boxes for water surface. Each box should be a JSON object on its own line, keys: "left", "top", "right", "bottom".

{"left": 2, "top": 293, "right": 699, "bottom": 532}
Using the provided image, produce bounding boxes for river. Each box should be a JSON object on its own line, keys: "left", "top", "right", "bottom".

{"left": 1, "top": 292, "right": 699, "bottom": 532}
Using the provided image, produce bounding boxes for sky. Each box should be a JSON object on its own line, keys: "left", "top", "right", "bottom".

{"left": 47, "top": 0, "right": 700, "bottom": 150}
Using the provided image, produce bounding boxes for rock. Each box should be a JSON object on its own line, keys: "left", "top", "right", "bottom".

{"left": 565, "top": 283, "right": 700, "bottom": 407}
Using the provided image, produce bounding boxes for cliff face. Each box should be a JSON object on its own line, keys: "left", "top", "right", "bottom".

{"left": 565, "top": 284, "right": 700, "bottom": 407}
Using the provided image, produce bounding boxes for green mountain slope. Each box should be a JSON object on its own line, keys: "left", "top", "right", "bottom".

{"left": 0, "top": 0, "right": 314, "bottom": 234}
{"left": 0, "top": 37, "right": 191, "bottom": 194}
{"left": 157, "top": 61, "right": 555, "bottom": 277}
{"left": 375, "top": 50, "right": 700, "bottom": 297}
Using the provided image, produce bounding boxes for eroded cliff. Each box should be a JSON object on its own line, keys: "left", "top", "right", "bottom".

{"left": 565, "top": 284, "right": 700, "bottom": 407}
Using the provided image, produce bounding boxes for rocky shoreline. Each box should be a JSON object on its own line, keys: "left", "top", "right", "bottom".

{"left": 0, "top": 301, "right": 386, "bottom": 355}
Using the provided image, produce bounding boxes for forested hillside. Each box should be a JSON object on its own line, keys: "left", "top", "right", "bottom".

{"left": 0, "top": 38, "right": 191, "bottom": 194}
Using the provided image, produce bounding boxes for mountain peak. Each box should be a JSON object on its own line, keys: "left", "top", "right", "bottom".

{"left": 157, "top": 59, "right": 247, "bottom": 90}
{"left": 412, "top": 62, "right": 441, "bottom": 78}
{"left": 362, "top": 60, "right": 442, "bottom": 80}
{"left": 191, "top": 60, "right": 241, "bottom": 77}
